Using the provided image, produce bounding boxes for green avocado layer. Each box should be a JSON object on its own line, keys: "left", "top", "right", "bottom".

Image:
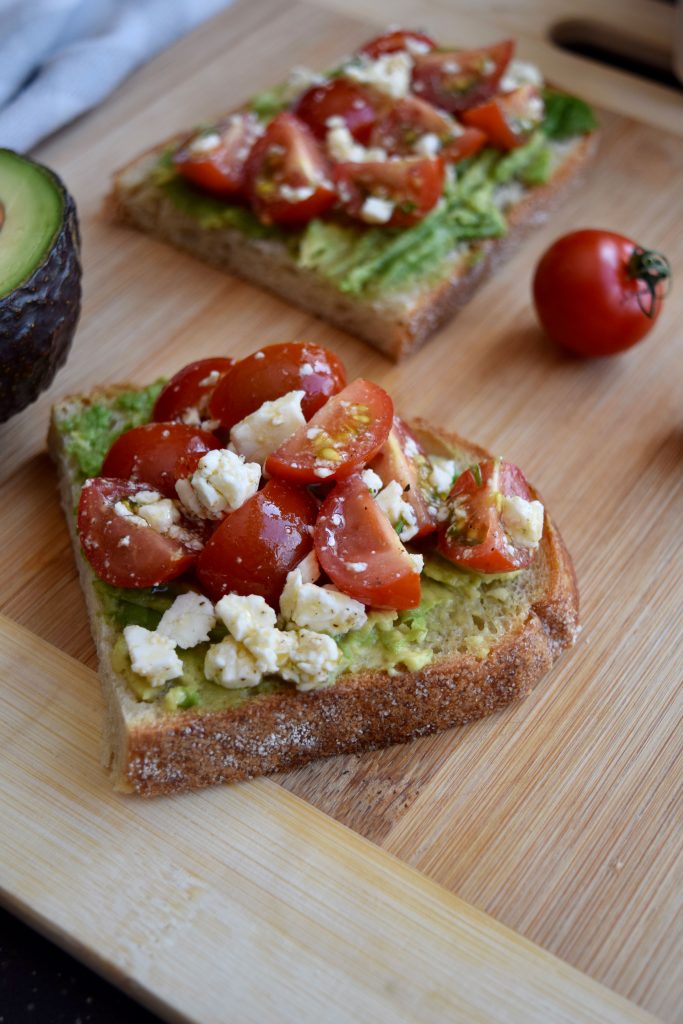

{"left": 60, "top": 387, "right": 540, "bottom": 711}
{"left": 144, "top": 89, "right": 595, "bottom": 299}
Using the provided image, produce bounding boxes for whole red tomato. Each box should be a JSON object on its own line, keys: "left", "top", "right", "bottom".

{"left": 533, "top": 230, "right": 671, "bottom": 357}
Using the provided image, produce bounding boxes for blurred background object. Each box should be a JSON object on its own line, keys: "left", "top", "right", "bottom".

{"left": 0, "top": 0, "right": 234, "bottom": 152}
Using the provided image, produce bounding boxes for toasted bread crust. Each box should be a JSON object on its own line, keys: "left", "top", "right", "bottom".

{"left": 50, "top": 393, "right": 579, "bottom": 796}
{"left": 107, "top": 129, "right": 597, "bottom": 361}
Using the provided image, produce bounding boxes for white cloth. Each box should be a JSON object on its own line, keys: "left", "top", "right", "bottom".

{"left": 0, "top": 0, "right": 232, "bottom": 152}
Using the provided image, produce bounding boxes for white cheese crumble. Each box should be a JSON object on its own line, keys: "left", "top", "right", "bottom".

{"left": 157, "top": 592, "right": 216, "bottom": 649}
{"left": 325, "top": 117, "right": 387, "bottom": 163}
{"left": 360, "top": 195, "right": 395, "bottom": 224}
{"left": 361, "top": 468, "right": 383, "bottom": 496}
{"left": 415, "top": 132, "right": 441, "bottom": 157}
{"left": 500, "top": 495, "right": 545, "bottom": 549}
{"left": 344, "top": 51, "right": 413, "bottom": 98}
{"left": 279, "top": 183, "right": 315, "bottom": 202}
{"left": 499, "top": 59, "right": 543, "bottom": 93}
{"left": 280, "top": 565, "right": 367, "bottom": 635}
{"left": 409, "top": 553, "right": 424, "bottom": 574}
{"left": 229, "top": 390, "right": 306, "bottom": 466}
{"left": 123, "top": 625, "right": 183, "bottom": 687}
{"left": 428, "top": 455, "right": 458, "bottom": 497}
{"left": 280, "top": 629, "right": 341, "bottom": 692}
{"left": 175, "top": 448, "right": 261, "bottom": 520}
{"left": 204, "top": 636, "right": 264, "bottom": 689}
{"left": 186, "top": 132, "right": 221, "bottom": 156}
{"left": 115, "top": 492, "right": 202, "bottom": 550}
{"left": 375, "top": 480, "right": 419, "bottom": 541}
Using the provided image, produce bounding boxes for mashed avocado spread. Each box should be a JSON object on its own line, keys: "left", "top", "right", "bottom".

{"left": 145, "top": 89, "right": 595, "bottom": 300}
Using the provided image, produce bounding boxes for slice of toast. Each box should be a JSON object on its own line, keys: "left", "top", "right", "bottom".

{"left": 49, "top": 386, "right": 578, "bottom": 796}
{"left": 107, "top": 131, "right": 596, "bottom": 362}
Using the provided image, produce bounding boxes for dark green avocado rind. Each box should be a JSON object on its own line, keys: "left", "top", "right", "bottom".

{"left": 0, "top": 149, "right": 82, "bottom": 423}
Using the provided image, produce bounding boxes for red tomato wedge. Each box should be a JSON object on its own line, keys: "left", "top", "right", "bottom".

{"left": 152, "top": 358, "right": 235, "bottom": 423}
{"left": 246, "top": 112, "right": 336, "bottom": 225}
{"left": 438, "top": 458, "right": 539, "bottom": 573}
{"left": 195, "top": 479, "right": 318, "bottom": 606}
{"left": 78, "top": 478, "right": 201, "bottom": 588}
{"left": 101, "top": 423, "right": 220, "bottom": 498}
{"left": 370, "top": 96, "right": 485, "bottom": 163}
{"left": 174, "top": 113, "right": 263, "bottom": 196}
{"left": 315, "top": 474, "right": 421, "bottom": 609}
{"left": 369, "top": 417, "right": 438, "bottom": 539}
{"left": 462, "top": 84, "right": 543, "bottom": 149}
{"left": 295, "top": 78, "right": 380, "bottom": 144}
{"left": 209, "top": 341, "right": 347, "bottom": 430}
{"left": 360, "top": 30, "right": 436, "bottom": 59}
{"left": 335, "top": 156, "right": 444, "bottom": 228}
{"left": 412, "top": 40, "right": 514, "bottom": 114}
{"left": 265, "top": 378, "right": 393, "bottom": 485}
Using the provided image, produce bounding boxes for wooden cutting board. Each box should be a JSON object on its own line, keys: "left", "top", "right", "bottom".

{"left": 1, "top": 1, "right": 681, "bottom": 1021}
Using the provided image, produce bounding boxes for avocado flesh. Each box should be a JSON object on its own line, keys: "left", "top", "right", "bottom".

{"left": 0, "top": 148, "right": 81, "bottom": 423}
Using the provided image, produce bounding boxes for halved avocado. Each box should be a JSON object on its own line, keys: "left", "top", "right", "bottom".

{"left": 0, "top": 148, "right": 81, "bottom": 423}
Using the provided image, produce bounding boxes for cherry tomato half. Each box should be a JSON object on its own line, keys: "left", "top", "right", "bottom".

{"left": 101, "top": 423, "right": 220, "bottom": 498}
{"left": 152, "top": 358, "right": 235, "bottom": 424}
{"left": 245, "top": 112, "right": 336, "bottom": 225}
{"left": 412, "top": 40, "right": 514, "bottom": 114}
{"left": 209, "top": 341, "right": 347, "bottom": 431}
{"left": 335, "top": 156, "right": 444, "bottom": 228}
{"left": 295, "top": 78, "right": 380, "bottom": 145}
{"left": 462, "top": 84, "right": 543, "bottom": 150}
{"left": 78, "top": 478, "right": 201, "bottom": 588}
{"left": 174, "top": 113, "right": 263, "bottom": 197}
{"left": 315, "top": 474, "right": 421, "bottom": 609}
{"left": 369, "top": 417, "right": 438, "bottom": 539}
{"left": 533, "top": 230, "right": 672, "bottom": 357}
{"left": 360, "top": 30, "right": 436, "bottom": 59}
{"left": 195, "top": 479, "right": 318, "bottom": 606}
{"left": 369, "top": 95, "right": 485, "bottom": 163}
{"left": 265, "top": 378, "right": 393, "bottom": 485}
{"left": 438, "top": 458, "right": 537, "bottom": 573}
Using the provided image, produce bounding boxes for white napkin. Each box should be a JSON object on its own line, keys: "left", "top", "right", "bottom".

{"left": 0, "top": 0, "right": 232, "bottom": 152}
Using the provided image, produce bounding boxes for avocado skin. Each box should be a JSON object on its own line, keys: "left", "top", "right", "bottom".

{"left": 0, "top": 159, "right": 82, "bottom": 423}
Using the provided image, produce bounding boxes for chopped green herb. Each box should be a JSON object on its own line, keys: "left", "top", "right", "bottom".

{"left": 541, "top": 89, "right": 597, "bottom": 141}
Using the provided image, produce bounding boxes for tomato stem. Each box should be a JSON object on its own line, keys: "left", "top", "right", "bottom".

{"left": 627, "top": 246, "right": 671, "bottom": 319}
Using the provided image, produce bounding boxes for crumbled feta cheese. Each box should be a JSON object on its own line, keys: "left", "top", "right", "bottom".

{"left": 230, "top": 390, "right": 306, "bottom": 466}
{"left": 428, "top": 455, "right": 458, "bottom": 497}
{"left": 344, "top": 51, "right": 413, "bottom": 98}
{"left": 361, "top": 468, "right": 383, "bottom": 496}
{"left": 360, "top": 195, "right": 395, "bottom": 224}
{"left": 131, "top": 490, "right": 163, "bottom": 504}
{"left": 415, "top": 132, "right": 441, "bottom": 157}
{"left": 280, "top": 565, "right": 367, "bottom": 635}
{"left": 280, "top": 629, "right": 341, "bottom": 691}
{"left": 295, "top": 549, "right": 321, "bottom": 584}
{"left": 215, "top": 593, "right": 292, "bottom": 674}
{"left": 375, "top": 480, "right": 419, "bottom": 541}
{"left": 409, "top": 553, "right": 424, "bottom": 574}
{"left": 123, "top": 625, "right": 183, "bottom": 687}
{"left": 175, "top": 448, "right": 260, "bottom": 520}
{"left": 181, "top": 406, "right": 202, "bottom": 426}
{"left": 114, "top": 501, "right": 147, "bottom": 528}
{"left": 499, "top": 59, "right": 543, "bottom": 93}
{"left": 300, "top": 363, "right": 314, "bottom": 376}
{"left": 325, "top": 117, "right": 387, "bottom": 163}
{"left": 279, "top": 183, "right": 315, "bottom": 202}
{"left": 405, "top": 37, "right": 432, "bottom": 56}
{"left": 136, "top": 497, "right": 181, "bottom": 534}
{"left": 500, "top": 495, "right": 545, "bottom": 549}
{"left": 204, "top": 637, "right": 263, "bottom": 689}
{"left": 157, "top": 592, "right": 216, "bottom": 649}
{"left": 187, "top": 132, "right": 221, "bottom": 156}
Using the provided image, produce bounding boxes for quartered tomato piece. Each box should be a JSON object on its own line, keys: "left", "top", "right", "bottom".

{"left": 360, "top": 30, "right": 436, "bottom": 59}
{"left": 195, "top": 479, "right": 318, "bottom": 606}
{"left": 462, "top": 84, "right": 544, "bottom": 149}
{"left": 369, "top": 417, "right": 438, "bottom": 539}
{"left": 438, "top": 458, "right": 539, "bottom": 573}
{"left": 152, "top": 358, "right": 235, "bottom": 424}
{"left": 245, "top": 112, "right": 336, "bottom": 225}
{"left": 265, "top": 378, "right": 393, "bottom": 484}
{"left": 412, "top": 40, "right": 514, "bottom": 114}
{"left": 78, "top": 478, "right": 201, "bottom": 588}
{"left": 295, "top": 79, "right": 380, "bottom": 144}
{"left": 101, "top": 423, "right": 220, "bottom": 498}
{"left": 173, "top": 113, "right": 263, "bottom": 196}
{"left": 209, "top": 342, "right": 347, "bottom": 430}
{"left": 369, "top": 95, "right": 486, "bottom": 163}
{"left": 315, "top": 474, "right": 421, "bottom": 609}
{"left": 335, "top": 156, "right": 444, "bottom": 228}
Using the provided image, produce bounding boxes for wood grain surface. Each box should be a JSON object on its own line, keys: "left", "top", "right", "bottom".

{"left": 0, "top": 1, "right": 681, "bottom": 1020}
{"left": 0, "top": 615, "right": 658, "bottom": 1024}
